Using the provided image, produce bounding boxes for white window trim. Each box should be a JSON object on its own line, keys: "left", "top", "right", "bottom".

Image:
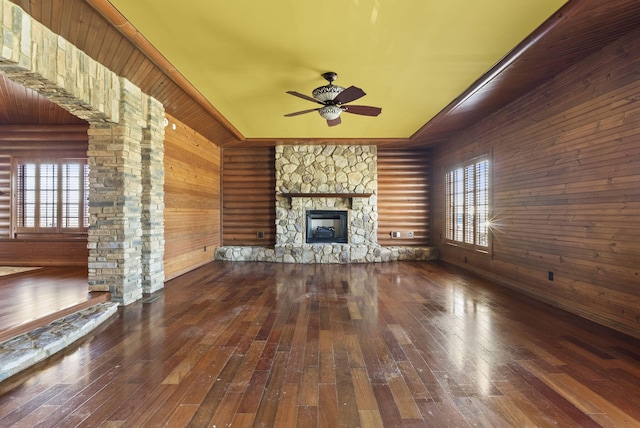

{"left": 445, "top": 156, "right": 490, "bottom": 253}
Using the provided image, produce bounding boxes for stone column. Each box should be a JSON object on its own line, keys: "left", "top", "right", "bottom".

{"left": 140, "top": 98, "right": 165, "bottom": 294}
{"left": 0, "top": 0, "right": 167, "bottom": 300}
{"left": 87, "top": 78, "right": 145, "bottom": 305}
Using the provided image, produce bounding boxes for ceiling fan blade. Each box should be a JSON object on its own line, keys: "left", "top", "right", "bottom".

{"left": 327, "top": 116, "right": 342, "bottom": 127}
{"left": 284, "top": 108, "right": 320, "bottom": 117}
{"left": 342, "top": 105, "right": 382, "bottom": 116}
{"left": 333, "top": 86, "right": 366, "bottom": 104}
{"left": 286, "top": 91, "right": 324, "bottom": 105}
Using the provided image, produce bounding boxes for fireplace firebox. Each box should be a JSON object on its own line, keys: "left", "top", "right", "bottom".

{"left": 306, "top": 210, "right": 348, "bottom": 244}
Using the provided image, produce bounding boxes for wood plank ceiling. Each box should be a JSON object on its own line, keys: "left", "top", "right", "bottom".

{"left": 0, "top": 74, "right": 85, "bottom": 126}
{"left": 3, "top": 0, "right": 640, "bottom": 148}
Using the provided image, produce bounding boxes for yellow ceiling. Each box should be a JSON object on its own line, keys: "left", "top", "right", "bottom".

{"left": 108, "top": 0, "right": 567, "bottom": 140}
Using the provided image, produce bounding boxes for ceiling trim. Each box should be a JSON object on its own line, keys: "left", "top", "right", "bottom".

{"left": 88, "top": 0, "right": 571, "bottom": 148}
{"left": 86, "top": 0, "right": 244, "bottom": 141}
{"left": 63, "top": 0, "right": 640, "bottom": 148}
{"left": 409, "top": 1, "right": 582, "bottom": 141}
{"left": 242, "top": 137, "right": 412, "bottom": 147}
{"left": 409, "top": 0, "right": 640, "bottom": 146}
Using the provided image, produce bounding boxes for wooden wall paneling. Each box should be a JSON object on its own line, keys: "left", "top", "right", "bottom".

{"left": 163, "top": 115, "right": 221, "bottom": 280}
{"left": 222, "top": 147, "right": 275, "bottom": 246}
{"left": 0, "top": 240, "right": 88, "bottom": 266}
{"left": 431, "top": 27, "right": 640, "bottom": 338}
{"left": 377, "top": 148, "right": 431, "bottom": 246}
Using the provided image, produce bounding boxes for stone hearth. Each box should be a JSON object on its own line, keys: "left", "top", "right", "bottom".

{"left": 216, "top": 145, "right": 437, "bottom": 264}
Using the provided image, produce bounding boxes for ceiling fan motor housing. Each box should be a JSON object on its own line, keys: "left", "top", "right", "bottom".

{"left": 312, "top": 84, "right": 345, "bottom": 102}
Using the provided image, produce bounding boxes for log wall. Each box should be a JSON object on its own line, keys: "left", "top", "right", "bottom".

{"left": 377, "top": 147, "right": 431, "bottom": 246}
{"left": 222, "top": 147, "right": 276, "bottom": 246}
{"left": 163, "top": 115, "right": 221, "bottom": 280}
{"left": 220, "top": 147, "right": 432, "bottom": 248}
{"left": 432, "top": 28, "right": 640, "bottom": 337}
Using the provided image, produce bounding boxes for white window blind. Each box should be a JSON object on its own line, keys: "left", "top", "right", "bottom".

{"left": 14, "top": 158, "right": 89, "bottom": 235}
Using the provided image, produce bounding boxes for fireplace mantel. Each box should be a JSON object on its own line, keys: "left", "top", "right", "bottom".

{"left": 279, "top": 192, "right": 373, "bottom": 210}
{"left": 279, "top": 192, "right": 373, "bottom": 209}
{"left": 279, "top": 192, "right": 373, "bottom": 199}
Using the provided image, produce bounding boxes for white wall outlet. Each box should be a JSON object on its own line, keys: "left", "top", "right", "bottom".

{"left": 391, "top": 231, "right": 401, "bottom": 238}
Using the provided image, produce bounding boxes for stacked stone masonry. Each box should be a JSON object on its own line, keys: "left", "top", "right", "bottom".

{"left": 216, "top": 245, "right": 438, "bottom": 264}
{"left": 140, "top": 97, "right": 166, "bottom": 294}
{"left": 1, "top": 0, "right": 166, "bottom": 304}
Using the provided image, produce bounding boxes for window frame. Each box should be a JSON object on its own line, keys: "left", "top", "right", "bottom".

{"left": 11, "top": 157, "right": 89, "bottom": 239}
{"left": 444, "top": 156, "right": 490, "bottom": 253}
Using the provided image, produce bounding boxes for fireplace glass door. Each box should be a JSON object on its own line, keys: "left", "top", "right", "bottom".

{"left": 305, "top": 210, "right": 348, "bottom": 243}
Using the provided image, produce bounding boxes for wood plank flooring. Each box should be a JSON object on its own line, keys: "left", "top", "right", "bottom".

{"left": 2, "top": 261, "right": 640, "bottom": 427}
{"left": 0, "top": 267, "right": 108, "bottom": 343}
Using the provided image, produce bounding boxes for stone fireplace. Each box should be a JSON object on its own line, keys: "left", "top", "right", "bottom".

{"left": 270, "top": 145, "right": 382, "bottom": 262}
{"left": 215, "top": 144, "right": 437, "bottom": 263}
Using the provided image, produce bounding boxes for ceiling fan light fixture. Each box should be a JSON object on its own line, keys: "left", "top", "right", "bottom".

{"left": 312, "top": 84, "right": 345, "bottom": 102}
{"left": 285, "top": 71, "right": 380, "bottom": 126}
{"left": 318, "top": 105, "right": 342, "bottom": 120}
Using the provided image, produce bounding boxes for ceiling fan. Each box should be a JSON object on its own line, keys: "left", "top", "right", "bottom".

{"left": 284, "top": 72, "right": 382, "bottom": 127}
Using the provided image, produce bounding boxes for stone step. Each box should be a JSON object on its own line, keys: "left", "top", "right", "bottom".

{"left": 0, "top": 302, "right": 118, "bottom": 382}
{"left": 215, "top": 245, "right": 439, "bottom": 263}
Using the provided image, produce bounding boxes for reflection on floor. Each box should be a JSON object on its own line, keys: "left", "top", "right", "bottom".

{"left": 0, "top": 267, "right": 41, "bottom": 277}
{"left": 2, "top": 260, "right": 640, "bottom": 427}
{"left": 0, "top": 266, "right": 108, "bottom": 343}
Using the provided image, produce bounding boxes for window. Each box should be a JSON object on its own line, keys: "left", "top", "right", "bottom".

{"left": 13, "top": 158, "right": 89, "bottom": 236}
{"left": 445, "top": 157, "right": 489, "bottom": 249}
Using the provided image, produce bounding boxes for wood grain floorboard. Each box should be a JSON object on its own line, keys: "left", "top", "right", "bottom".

{"left": 0, "top": 266, "right": 108, "bottom": 343}
{"left": 1, "top": 261, "right": 640, "bottom": 427}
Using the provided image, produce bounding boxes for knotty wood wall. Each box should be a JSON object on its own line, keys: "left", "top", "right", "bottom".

{"left": 377, "top": 147, "right": 431, "bottom": 246}
{"left": 222, "top": 147, "right": 276, "bottom": 246}
{"left": 163, "top": 115, "right": 221, "bottom": 280}
{"left": 432, "top": 28, "right": 640, "bottom": 337}
{"left": 0, "top": 125, "right": 90, "bottom": 266}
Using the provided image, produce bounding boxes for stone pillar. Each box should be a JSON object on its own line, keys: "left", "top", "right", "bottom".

{"left": 0, "top": 0, "right": 167, "bottom": 300}
{"left": 87, "top": 78, "right": 146, "bottom": 305}
{"left": 140, "top": 98, "right": 165, "bottom": 293}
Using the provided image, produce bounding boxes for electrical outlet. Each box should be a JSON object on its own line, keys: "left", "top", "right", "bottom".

{"left": 548, "top": 271, "right": 554, "bottom": 281}
{"left": 257, "top": 231, "right": 264, "bottom": 239}
{"left": 391, "top": 231, "right": 401, "bottom": 238}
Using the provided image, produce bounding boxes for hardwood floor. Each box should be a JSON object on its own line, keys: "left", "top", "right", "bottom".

{"left": 1, "top": 260, "right": 640, "bottom": 427}
{"left": 0, "top": 267, "right": 108, "bottom": 343}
